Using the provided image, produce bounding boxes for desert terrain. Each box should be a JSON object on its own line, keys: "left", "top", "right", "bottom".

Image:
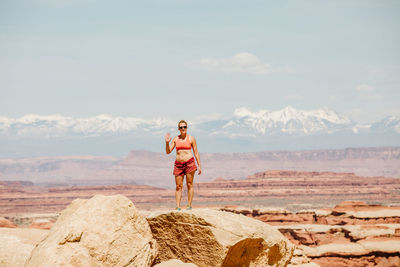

{"left": 0, "top": 147, "right": 399, "bottom": 188}
{"left": 1, "top": 168, "right": 400, "bottom": 266}
{"left": 1, "top": 147, "right": 400, "bottom": 266}
{"left": 1, "top": 170, "right": 400, "bottom": 216}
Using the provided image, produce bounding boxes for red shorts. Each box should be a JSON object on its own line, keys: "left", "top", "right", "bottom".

{"left": 173, "top": 157, "right": 197, "bottom": 176}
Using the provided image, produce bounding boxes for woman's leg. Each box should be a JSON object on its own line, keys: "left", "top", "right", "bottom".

{"left": 186, "top": 171, "right": 195, "bottom": 207}
{"left": 175, "top": 175, "right": 184, "bottom": 208}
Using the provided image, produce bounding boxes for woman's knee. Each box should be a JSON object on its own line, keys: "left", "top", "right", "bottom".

{"left": 176, "top": 184, "right": 183, "bottom": 191}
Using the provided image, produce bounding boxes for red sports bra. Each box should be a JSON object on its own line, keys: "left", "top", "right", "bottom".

{"left": 176, "top": 135, "right": 192, "bottom": 151}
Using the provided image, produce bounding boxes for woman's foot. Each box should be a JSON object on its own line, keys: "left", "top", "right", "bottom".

{"left": 175, "top": 207, "right": 181, "bottom": 211}
{"left": 186, "top": 205, "right": 192, "bottom": 210}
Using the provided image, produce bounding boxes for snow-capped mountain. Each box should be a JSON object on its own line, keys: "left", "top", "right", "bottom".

{"left": 195, "top": 106, "right": 354, "bottom": 137}
{"left": 1, "top": 106, "right": 399, "bottom": 138}
{"left": 0, "top": 114, "right": 175, "bottom": 138}
{"left": 370, "top": 116, "right": 400, "bottom": 134}
{"left": 0, "top": 107, "right": 399, "bottom": 156}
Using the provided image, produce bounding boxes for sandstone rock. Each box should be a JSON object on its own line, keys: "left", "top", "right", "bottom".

{"left": 0, "top": 228, "right": 48, "bottom": 267}
{"left": 299, "top": 238, "right": 400, "bottom": 258}
{"left": 0, "top": 217, "right": 16, "bottom": 228}
{"left": 287, "top": 263, "right": 320, "bottom": 267}
{"left": 288, "top": 248, "right": 318, "bottom": 266}
{"left": 29, "top": 218, "right": 54, "bottom": 230}
{"left": 343, "top": 224, "right": 396, "bottom": 240}
{"left": 25, "top": 194, "right": 157, "bottom": 267}
{"left": 347, "top": 209, "right": 400, "bottom": 218}
{"left": 258, "top": 214, "right": 306, "bottom": 225}
{"left": 333, "top": 201, "right": 400, "bottom": 218}
{"left": 312, "top": 256, "right": 400, "bottom": 267}
{"left": 275, "top": 223, "right": 400, "bottom": 247}
{"left": 147, "top": 209, "right": 294, "bottom": 267}
{"left": 154, "top": 259, "right": 198, "bottom": 267}
{"left": 358, "top": 238, "right": 400, "bottom": 254}
{"left": 299, "top": 243, "right": 368, "bottom": 257}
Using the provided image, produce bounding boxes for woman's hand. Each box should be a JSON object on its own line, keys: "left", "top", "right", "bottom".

{"left": 165, "top": 133, "right": 171, "bottom": 143}
{"left": 198, "top": 166, "right": 202, "bottom": 175}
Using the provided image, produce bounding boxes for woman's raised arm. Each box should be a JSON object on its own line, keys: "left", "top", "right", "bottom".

{"left": 165, "top": 133, "right": 176, "bottom": 154}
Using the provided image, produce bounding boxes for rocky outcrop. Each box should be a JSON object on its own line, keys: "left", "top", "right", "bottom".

{"left": 29, "top": 219, "right": 54, "bottom": 230}
{"left": 2, "top": 196, "right": 296, "bottom": 267}
{"left": 222, "top": 201, "right": 400, "bottom": 226}
{"left": 0, "top": 217, "right": 17, "bottom": 228}
{"left": 25, "top": 194, "right": 158, "bottom": 267}
{"left": 0, "top": 228, "right": 48, "bottom": 267}
{"left": 311, "top": 255, "right": 400, "bottom": 267}
{"left": 222, "top": 201, "right": 400, "bottom": 267}
{"left": 147, "top": 209, "right": 294, "bottom": 267}
{"left": 154, "top": 259, "right": 198, "bottom": 267}
{"left": 3, "top": 197, "right": 399, "bottom": 267}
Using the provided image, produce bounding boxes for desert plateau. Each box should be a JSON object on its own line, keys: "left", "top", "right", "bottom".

{"left": 1, "top": 147, "right": 400, "bottom": 266}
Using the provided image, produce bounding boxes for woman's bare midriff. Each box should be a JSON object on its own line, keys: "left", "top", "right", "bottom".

{"left": 176, "top": 149, "right": 193, "bottom": 162}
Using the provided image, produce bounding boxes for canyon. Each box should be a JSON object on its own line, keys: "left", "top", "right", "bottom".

{"left": 1, "top": 170, "right": 400, "bottom": 217}
{"left": 0, "top": 147, "right": 399, "bottom": 188}
{"left": 1, "top": 169, "right": 400, "bottom": 266}
{"left": 1, "top": 147, "right": 400, "bottom": 266}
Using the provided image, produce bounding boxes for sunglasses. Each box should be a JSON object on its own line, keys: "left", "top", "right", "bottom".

{"left": 179, "top": 126, "right": 187, "bottom": 129}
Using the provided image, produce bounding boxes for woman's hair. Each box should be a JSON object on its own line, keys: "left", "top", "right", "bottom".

{"left": 178, "top": 120, "right": 187, "bottom": 127}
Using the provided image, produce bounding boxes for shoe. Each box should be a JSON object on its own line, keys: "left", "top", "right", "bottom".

{"left": 175, "top": 207, "right": 181, "bottom": 211}
{"left": 186, "top": 206, "right": 192, "bottom": 210}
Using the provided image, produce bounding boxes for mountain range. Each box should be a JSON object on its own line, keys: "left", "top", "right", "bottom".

{"left": 0, "top": 106, "right": 399, "bottom": 156}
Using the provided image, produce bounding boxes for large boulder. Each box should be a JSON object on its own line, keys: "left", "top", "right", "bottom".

{"left": 0, "top": 228, "right": 48, "bottom": 267}
{"left": 154, "top": 259, "right": 198, "bottom": 267}
{"left": 25, "top": 194, "right": 158, "bottom": 267}
{"left": 147, "top": 209, "right": 294, "bottom": 267}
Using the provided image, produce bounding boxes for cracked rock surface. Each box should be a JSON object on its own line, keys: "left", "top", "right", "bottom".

{"left": 147, "top": 209, "right": 294, "bottom": 267}
{"left": 25, "top": 194, "right": 157, "bottom": 267}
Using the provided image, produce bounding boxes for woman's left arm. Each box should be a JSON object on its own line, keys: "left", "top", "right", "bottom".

{"left": 191, "top": 136, "right": 202, "bottom": 175}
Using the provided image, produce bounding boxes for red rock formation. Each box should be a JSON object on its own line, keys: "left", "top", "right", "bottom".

{"left": 0, "top": 183, "right": 173, "bottom": 215}
{"left": 29, "top": 219, "right": 55, "bottom": 230}
{"left": 196, "top": 171, "right": 400, "bottom": 207}
{"left": 0, "top": 217, "right": 17, "bottom": 228}
{"left": 312, "top": 256, "right": 400, "bottom": 267}
{"left": 221, "top": 201, "right": 400, "bottom": 267}
{"left": 1, "top": 147, "right": 400, "bottom": 188}
{"left": 2, "top": 170, "right": 400, "bottom": 220}
{"left": 249, "top": 170, "right": 358, "bottom": 179}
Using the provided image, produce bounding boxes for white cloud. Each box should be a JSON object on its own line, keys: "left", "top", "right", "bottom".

{"left": 356, "top": 84, "right": 375, "bottom": 92}
{"left": 193, "top": 52, "right": 295, "bottom": 74}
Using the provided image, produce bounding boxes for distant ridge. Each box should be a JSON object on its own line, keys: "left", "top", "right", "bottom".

{"left": 0, "top": 147, "right": 399, "bottom": 188}
{"left": 1, "top": 106, "right": 399, "bottom": 137}
{"left": 0, "top": 106, "right": 399, "bottom": 156}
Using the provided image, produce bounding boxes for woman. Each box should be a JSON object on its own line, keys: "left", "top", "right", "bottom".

{"left": 165, "top": 120, "right": 201, "bottom": 210}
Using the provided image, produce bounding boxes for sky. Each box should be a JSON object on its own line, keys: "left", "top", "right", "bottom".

{"left": 0, "top": 0, "right": 399, "bottom": 124}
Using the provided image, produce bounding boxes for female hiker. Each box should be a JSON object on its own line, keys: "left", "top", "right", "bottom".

{"left": 165, "top": 120, "right": 201, "bottom": 210}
